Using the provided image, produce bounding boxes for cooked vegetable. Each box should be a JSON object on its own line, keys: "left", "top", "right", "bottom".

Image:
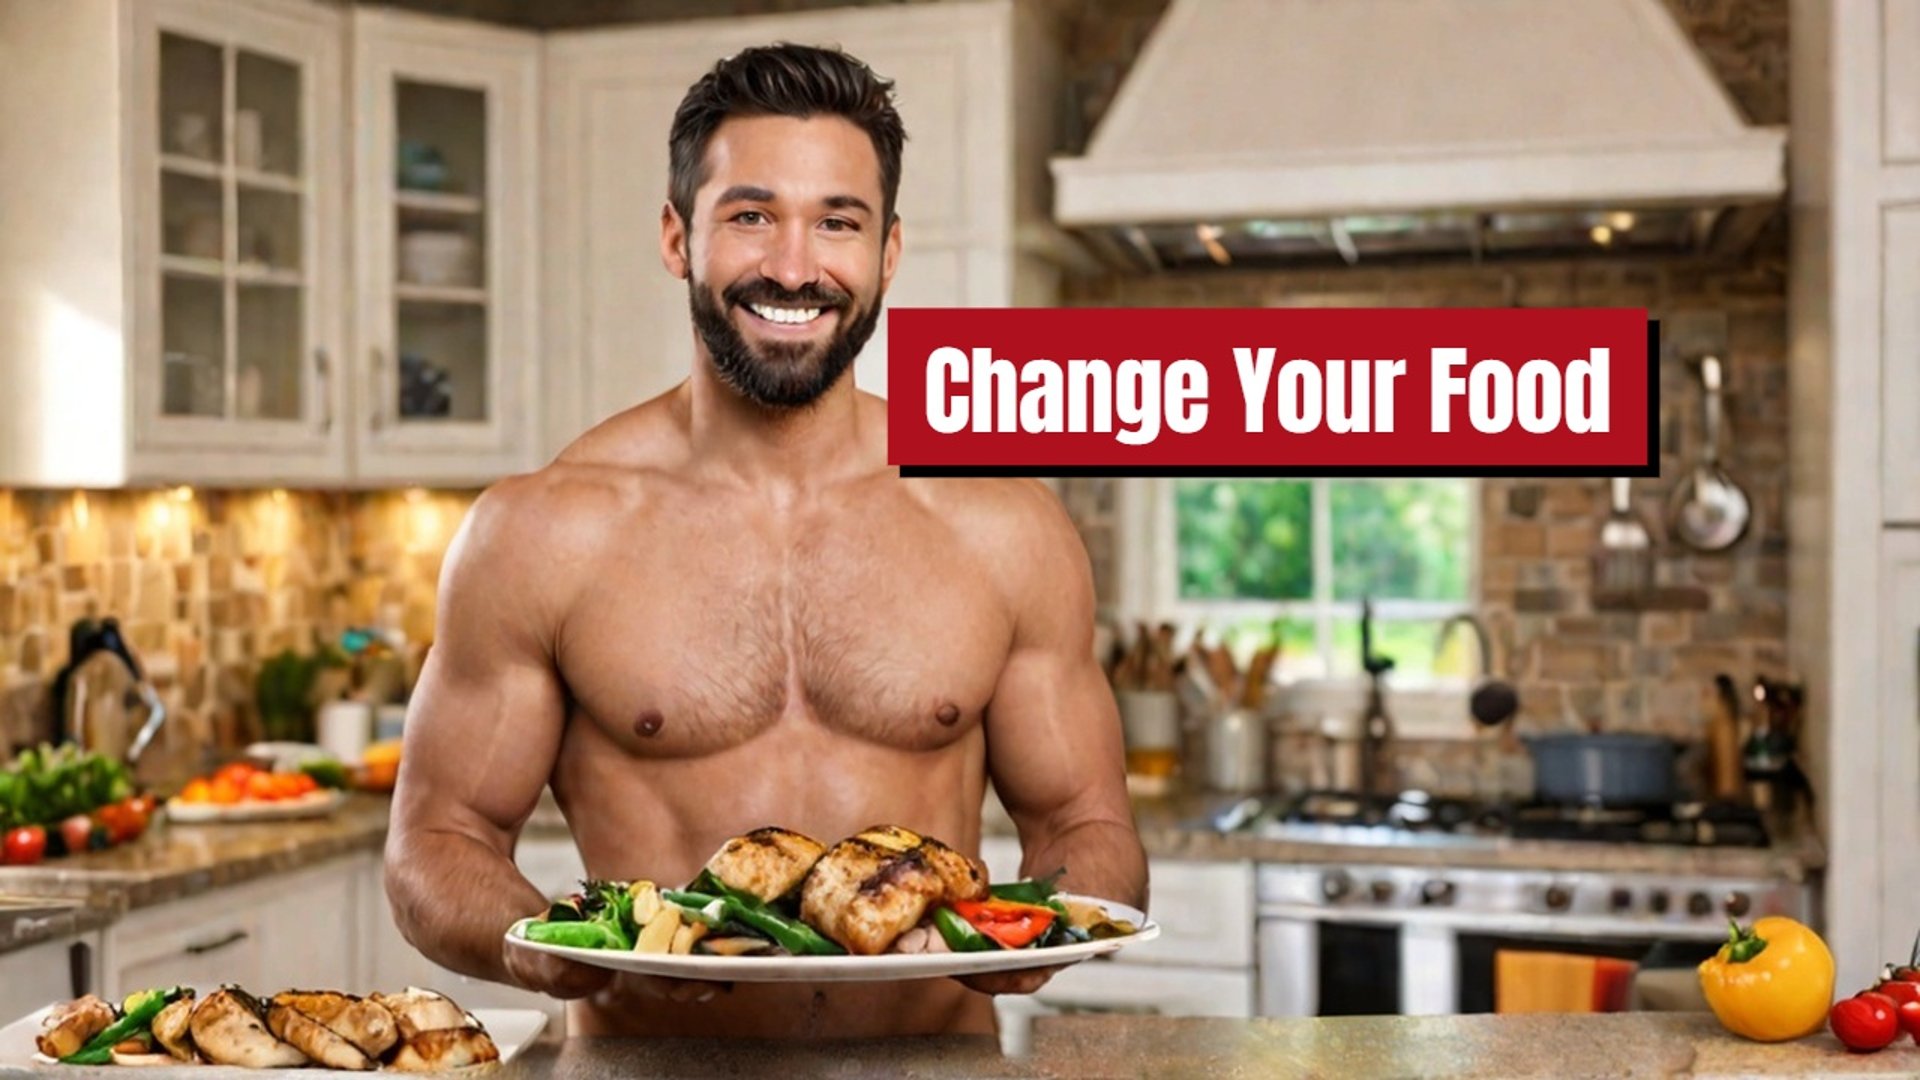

{"left": 63, "top": 987, "right": 188, "bottom": 1065}
{"left": 933, "top": 906, "right": 997, "bottom": 952}
{"left": 1698, "top": 917, "right": 1835, "bottom": 1042}
{"left": 523, "top": 920, "right": 625, "bottom": 950}
{"left": 698, "top": 936, "right": 773, "bottom": 957}
{"left": 950, "top": 898, "right": 1057, "bottom": 950}
{"left": 987, "top": 869, "right": 1065, "bottom": 907}
{"left": 629, "top": 880, "right": 663, "bottom": 925}
{"left": 673, "top": 883, "right": 845, "bottom": 956}
{"left": 634, "top": 906, "right": 681, "bottom": 954}
{"left": 670, "top": 921, "right": 707, "bottom": 955}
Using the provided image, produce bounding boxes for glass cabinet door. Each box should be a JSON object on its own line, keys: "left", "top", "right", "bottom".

{"left": 156, "top": 30, "right": 310, "bottom": 425}
{"left": 139, "top": 0, "right": 342, "bottom": 482}
{"left": 389, "top": 79, "right": 490, "bottom": 429}
{"left": 353, "top": 7, "right": 537, "bottom": 483}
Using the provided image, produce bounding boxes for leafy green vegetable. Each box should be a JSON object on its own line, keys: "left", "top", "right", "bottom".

{"left": 0, "top": 744, "right": 133, "bottom": 833}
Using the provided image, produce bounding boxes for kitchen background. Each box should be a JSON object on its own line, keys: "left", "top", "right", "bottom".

{"left": 2, "top": 0, "right": 1899, "bottom": 1042}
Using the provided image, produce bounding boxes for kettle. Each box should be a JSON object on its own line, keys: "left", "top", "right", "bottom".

{"left": 50, "top": 617, "right": 169, "bottom": 765}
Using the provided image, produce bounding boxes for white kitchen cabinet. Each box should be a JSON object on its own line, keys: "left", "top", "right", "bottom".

{"left": 103, "top": 858, "right": 363, "bottom": 998}
{"left": 1793, "top": 0, "right": 1920, "bottom": 995}
{"left": 540, "top": 0, "right": 1067, "bottom": 455}
{"left": 0, "top": 936, "right": 99, "bottom": 1021}
{"left": 0, "top": 0, "right": 538, "bottom": 488}
{"left": 351, "top": 9, "right": 542, "bottom": 484}
{"left": 0, "top": 0, "right": 348, "bottom": 487}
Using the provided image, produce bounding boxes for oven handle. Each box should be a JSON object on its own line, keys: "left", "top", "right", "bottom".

{"left": 1257, "top": 903, "right": 1730, "bottom": 942}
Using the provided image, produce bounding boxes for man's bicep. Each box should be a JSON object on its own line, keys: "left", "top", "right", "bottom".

{"left": 982, "top": 489, "right": 1130, "bottom": 837}
{"left": 392, "top": 493, "right": 569, "bottom": 848}
{"left": 985, "top": 644, "right": 1130, "bottom": 834}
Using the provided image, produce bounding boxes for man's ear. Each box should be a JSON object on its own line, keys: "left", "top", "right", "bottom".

{"left": 660, "top": 202, "right": 690, "bottom": 280}
{"left": 879, "top": 215, "right": 903, "bottom": 294}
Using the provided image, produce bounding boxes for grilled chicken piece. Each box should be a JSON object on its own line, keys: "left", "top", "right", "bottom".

{"left": 368, "top": 988, "right": 471, "bottom": 1042}
{"left": 189, "top": 988, "right": 308, "bottom": 1068}
{"left": 267, "top": 1003, "right": 373, "bottom": 1071}
{"left": 800, "top": 826, "right": 989, "bottom": 955}
{"left": 151, "top": 993, "right": 197, "bottom": 1061}
{"left": 704, "top": 827, "right": 826, "bottom": 904}
{"left": 269, "top": 991, "right": 397, "bottom": 1059}
{"left": 36, "top": 994, "right": 114, "bottom": 1059}
{"left": 917, "top": 835, "right": 990, "bottom": 903}
{"left": 387, "top": 1027, "right": 500, "bottom": 1072}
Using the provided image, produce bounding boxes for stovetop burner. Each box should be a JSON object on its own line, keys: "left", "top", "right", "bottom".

{"left": 1264, "top": 791, "right": 1770, "bottom": 848}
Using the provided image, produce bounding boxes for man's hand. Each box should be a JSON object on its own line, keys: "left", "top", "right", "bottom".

{"left": 503, "top": 940, "right": 731, "bottom": 1004}
{"left": 502, "top": 941, "right": 614, "bottom": 1000}
{"left": 954, "top": 965, "right": 1065, "bottom": 997}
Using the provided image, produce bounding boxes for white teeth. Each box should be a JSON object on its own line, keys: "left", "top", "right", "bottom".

{"left": 748, "top": 303, "right": 824, "bottom": 325}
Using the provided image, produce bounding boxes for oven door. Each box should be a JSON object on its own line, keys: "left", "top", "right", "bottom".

{"left": 1260, "top": 914, "right": 1438, "bottom": 1017}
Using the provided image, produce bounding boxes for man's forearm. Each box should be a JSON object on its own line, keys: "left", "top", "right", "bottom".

{"left": 1018, "top": 818, "right": 1148, "bottom": 911}
{"left": 385, "top": 826, "right": 548, "bottom": 986}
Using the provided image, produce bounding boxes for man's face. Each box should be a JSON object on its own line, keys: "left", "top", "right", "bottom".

{"left": 662, "top": 114, "right": 901, "bottom": 409}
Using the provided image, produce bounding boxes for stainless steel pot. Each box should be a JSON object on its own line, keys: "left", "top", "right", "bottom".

{"left": 1523, "top": 733, "right": 1679, "bottom": 806}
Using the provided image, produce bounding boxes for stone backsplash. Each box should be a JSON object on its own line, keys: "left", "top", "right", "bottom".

{"left": 0, "top": 487, "right": 477, "bottom": 760}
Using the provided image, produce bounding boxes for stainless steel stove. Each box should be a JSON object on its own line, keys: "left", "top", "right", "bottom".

{"left": 1229, "top": 791, "right": 1817, "bottom": 1017}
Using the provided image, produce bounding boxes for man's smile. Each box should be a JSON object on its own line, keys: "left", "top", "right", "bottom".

{"left": 739, "top": 301, "right": 839, "bottom": 334}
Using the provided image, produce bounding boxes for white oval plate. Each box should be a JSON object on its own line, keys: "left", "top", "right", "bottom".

{"left": 164, "top": 789, "right": 347, "bottom": 824}
{"left": 0, "top": 1006, "right": 544, "bottom": 1074}
{"left": 505, "top": 894, "right": 1158, "bottom": 983}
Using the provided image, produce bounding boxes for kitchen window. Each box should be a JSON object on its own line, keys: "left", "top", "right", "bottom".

{"left": 1116, "top": 478, "right": 1479, "bottom": 685}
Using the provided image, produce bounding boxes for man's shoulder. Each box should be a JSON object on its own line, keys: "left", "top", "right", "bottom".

{"left": 907, "top": 476, "right": 1084, "bottom": 575}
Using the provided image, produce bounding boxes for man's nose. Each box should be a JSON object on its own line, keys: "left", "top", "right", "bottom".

{"left": 759, "top": 222, "right": 820, "bottom": 292}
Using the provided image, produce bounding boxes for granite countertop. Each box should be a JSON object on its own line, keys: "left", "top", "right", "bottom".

{"left": 0, "top": 794, "right": 392, "bottom": 917}
{"left": 465, "top": 1014, "right": 1915, "bottom": 1080}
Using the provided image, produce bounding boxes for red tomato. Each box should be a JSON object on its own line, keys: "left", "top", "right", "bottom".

{"left": 208, "top": 778, "right": 242, "bottom": 805}
{"left": 245, "top": 772, "right": 280, "bottom": 802}
{"left": 58, "top": 814, "right": 93, "bottom": 856}
{"left": 127, "top": 793, "right": 157, "bottom": 820}
{"left": 215, "top": 762, "right": 257, "bottom": 788}
{"left": 1832, "top": 992, "right": 1901, "bottom": 1052}
{"left": 2, "top": 826, "right": 46, "bottom": 866}
{"left": 93, "top": 803, "right": 129, "bottom": 844}
{"left": 1877, "top": 980, "right": 1920, "bottom": 1008}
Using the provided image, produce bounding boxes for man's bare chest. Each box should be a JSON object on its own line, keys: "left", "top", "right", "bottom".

{"left": 555, "top": 508, "right": 1012, "bottom": 758}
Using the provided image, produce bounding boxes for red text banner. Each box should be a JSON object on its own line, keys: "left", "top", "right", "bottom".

{"left": 885, "top": 307, "right": 1656, "bottom": 477}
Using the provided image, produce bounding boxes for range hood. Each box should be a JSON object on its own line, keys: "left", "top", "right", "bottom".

{"left": 1050, "top": 0, "right": 1787, "bottom": 270}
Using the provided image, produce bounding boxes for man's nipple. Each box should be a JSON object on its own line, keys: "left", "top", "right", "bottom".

{"left": 634, "top": 709, "right": 665, "bottom": 737}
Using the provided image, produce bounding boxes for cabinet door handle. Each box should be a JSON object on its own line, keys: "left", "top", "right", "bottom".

{"left": 314, "top": 348, "right": 333, "bottom": 434}
{"left": 69, "top": 940, "right": 92, "bottom": 998}
{"left": 184, "top": 929, "right": 249, "bottom": 955}
{"left": 369, "top": 348, "right": 386, "bottom": 432}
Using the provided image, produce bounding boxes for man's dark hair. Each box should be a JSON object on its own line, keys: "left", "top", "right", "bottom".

{"left": 668, "top": 43, "right": 907, "bottom": 230}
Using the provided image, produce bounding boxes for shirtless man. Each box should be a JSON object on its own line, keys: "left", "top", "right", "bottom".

{"left": 383, "top": 43, "right": 1146, "bottom": 1039}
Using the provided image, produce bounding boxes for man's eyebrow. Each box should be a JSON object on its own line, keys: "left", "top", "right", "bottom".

{"left": 715, "top": 184, "right": 776, "bottom": 205}
{"left": 824, "top": 194, "right": 874, "bottom": 215}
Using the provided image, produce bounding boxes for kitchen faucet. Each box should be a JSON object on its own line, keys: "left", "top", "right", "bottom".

{"left": 1357, "top": 598, "right": 1395, "bottom": 799}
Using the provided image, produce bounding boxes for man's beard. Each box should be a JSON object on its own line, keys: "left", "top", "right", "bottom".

{"left": 688, "top": 272, "right": 884, "bottom": 409}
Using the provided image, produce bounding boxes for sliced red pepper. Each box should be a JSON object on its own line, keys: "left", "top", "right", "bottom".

{"left": 950, "top": 898, "right": 1056, "bottom": 949}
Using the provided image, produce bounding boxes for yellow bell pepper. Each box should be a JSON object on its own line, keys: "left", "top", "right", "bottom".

{"left": 1697, "top": 916, "right": 1835, "bottom": 1041}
